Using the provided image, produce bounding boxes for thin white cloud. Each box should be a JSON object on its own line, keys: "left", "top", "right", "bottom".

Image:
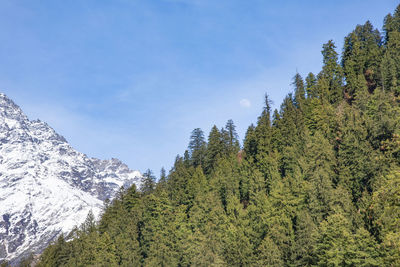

{"left": 240, "top": 98, "right": 251, "bottom": 108}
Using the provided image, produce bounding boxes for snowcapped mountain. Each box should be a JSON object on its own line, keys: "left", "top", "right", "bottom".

{"left": 0, "top": 93, "right": 142, "bottom": 263}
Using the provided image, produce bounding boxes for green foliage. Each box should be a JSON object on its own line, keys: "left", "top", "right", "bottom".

{"left": 141, "top": 169, "right": 156, "bottom": 194}
{"left": 223, "top": 119, "right": 240, "bottom": 154}
{"left": 204, "top": 125, "right": 223, "bottom": 174}
{"left": 313, "top": 213, "right": 383, "bottom": 266}
{"left": 371, "top": 169, "right": 400, "bottom": 265}
{"left": 293, "top": 73, "right": 306, "bottom": 108}
{"left": 381, "top": 5, "right": 400, "bottom": 97}
{"left": 255, "top": 236, "right": 284, "bottom": 266}
{"left": 342, "top": 21, "right": 383, "bottom": 98}
{"left": 188, "top": 128, "right": 207, "bottom": 167}
{"left": 37, "top": 5, "right": 400, "bottom": 267}
{"left": 319, "top": 40, "right": 344, "bottom": 104}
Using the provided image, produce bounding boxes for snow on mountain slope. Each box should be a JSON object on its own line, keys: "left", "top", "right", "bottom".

{"left": 0, "top": 93, "right": 142, "bottom": 263}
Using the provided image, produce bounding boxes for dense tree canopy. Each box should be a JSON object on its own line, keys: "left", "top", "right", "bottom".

{"left": 12, "top": 4, "right": 400, "bottom": 267}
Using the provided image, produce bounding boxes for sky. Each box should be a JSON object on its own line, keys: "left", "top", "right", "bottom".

{"left": 0, "top": 0, "right": 398, "bottom": 176}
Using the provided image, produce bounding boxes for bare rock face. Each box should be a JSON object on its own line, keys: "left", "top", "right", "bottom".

{"left": 0, "top": 93, "right": 142, "bottom": 264}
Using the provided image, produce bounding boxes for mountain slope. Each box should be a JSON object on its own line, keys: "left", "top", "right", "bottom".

{"left": 0, "top": 93, "right": 141, "bottom": 263}
{"left": 35, "top": 4, "right": 400, "bottom": 266}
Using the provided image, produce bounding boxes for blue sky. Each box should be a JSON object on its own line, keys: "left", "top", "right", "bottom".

{"left": 0, "top": 0, "right": 398, "bottom": 175}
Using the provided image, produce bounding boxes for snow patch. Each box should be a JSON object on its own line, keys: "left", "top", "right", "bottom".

{"left": 0, "top": 93, "right": 142, "bottom": 263}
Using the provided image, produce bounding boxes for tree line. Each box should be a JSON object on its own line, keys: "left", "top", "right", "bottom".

{"left": 7, "top": 4, "right": 400, "bottom": 267}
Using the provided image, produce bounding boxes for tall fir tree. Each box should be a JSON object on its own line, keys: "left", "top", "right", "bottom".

{"left": 188, "top": 128, "right": 207, "bottom": 167}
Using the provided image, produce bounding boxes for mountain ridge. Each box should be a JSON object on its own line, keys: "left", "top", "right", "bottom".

{"left": 0, "top": 93, "right": 142, "bottom": 263}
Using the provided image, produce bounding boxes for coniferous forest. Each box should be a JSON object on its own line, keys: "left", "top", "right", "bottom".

{"left": 26, "top": 4, "right": 400, "bottom": 267}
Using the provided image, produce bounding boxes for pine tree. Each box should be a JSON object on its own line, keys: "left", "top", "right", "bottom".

{"left": 291, "top": 210, "right": 316, "bottom": 266}
{"left": 243, "top": 124, "right": 257, "bottom": 163}
{"left": 224, "top": 119, "right": 240, "bottom": 154}
{"left": 293, "top": 73, "right": 306, "bottom": 108}
{"left": 337, "top": 106, "right": 382, "bottom": 202}
{"left": 318, "top": 40, "right": 344, "bottom": 104}
{"left": 188, "top": 128, "right": 207, "bottom": 167}
{"left": 254, "top": 94, "right": 272, "bottom": 153}
{"left": 342, "top": 21, "right": 383, "bottom": 98}
{"left": 383, "top": 4, "right": 400, "bottom": 44}
{"left": 81, "top": 210, "right": 96, "bottom": 234}
{"left": 314, "top": 213, "right": 382, "bottom": 266}
{"left": 156, "top": 167, "right": 168, "bottom": 190}
{"left": 305, "top": 72, "right": 317, "bottom": 98}
{"left": 371, "top": 169, "right": 400, "bottom": 265}
{"left": 36, "top": 6, "right": 400, "bottom": 266}
{"left": 255, "top": 236, "right": 284, "bottom": 266}
{"left": 204, "top": 125, "right": 223, "bottom": 174}
{"left": 141, "top": 169, "right": 156, "bottom": 194}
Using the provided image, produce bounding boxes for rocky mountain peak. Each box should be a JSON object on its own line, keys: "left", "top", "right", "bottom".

{"left": 0, "top": 92, "right": 142, "bottom": 264}
{"left": 0, "top": 93, "right": 28, "bottom": 123}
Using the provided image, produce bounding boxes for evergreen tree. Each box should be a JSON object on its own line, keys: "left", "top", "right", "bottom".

{"left": 204, "top": 125, "right": 223, "bottom": 174}
{"left": 342, "top": 21, "right": 382, "bottom": 98}
{"left": 224, "top": 119, "right": 240, "bottom": 154}
{"left": 318, "top": 40, "right": 344, "bottom": 104}
{"left": 36, "top": 6, "right": 400, "bottom": 266}
{"left": 305, "top": 72, "right": 317, "bottom": 98}
{"left": 314, "top": 213, "right": 382, "bottom": 266}
{"left": 141, "top": 169, "right": 156, "bottom": 194}
{"left": 188, "top": 128, "right": 207, "bottom": 167}
{"left": 293, "top": 72, "right": 306, "bottom": 108}
{"left": 382, "top": 5, "right": 400, "bottom": 95}
{"left": 371, "top": 169, "right": 400, "bottom": 265}
{"left": 304, "top": 132, "right": 337, "bottom": 221}
{"left": 81, "top": 210, "right": 96, "bottom": 234}
{"left": 157, "top": 167, "right": 168, "bottom": 190}
{"left": 243, "top": 124, "right": 257, "bottom": 163}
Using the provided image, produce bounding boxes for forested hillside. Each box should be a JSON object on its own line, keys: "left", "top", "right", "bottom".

{"left": 28, "top": 4, "right": 400, "bottom": 266}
